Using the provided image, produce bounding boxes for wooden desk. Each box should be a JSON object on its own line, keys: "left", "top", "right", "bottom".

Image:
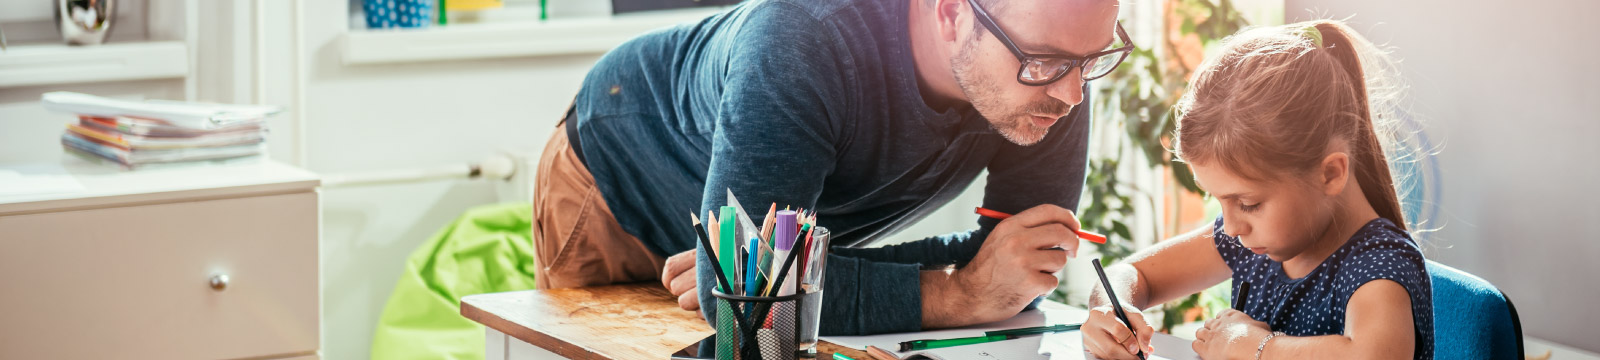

{"left": 462, "top": 284, "right": 869, "bottom": 360}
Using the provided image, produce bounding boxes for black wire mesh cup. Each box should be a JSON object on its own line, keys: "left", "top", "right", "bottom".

{"left": 712, "top": 289, "right": 820, "bottom": 360}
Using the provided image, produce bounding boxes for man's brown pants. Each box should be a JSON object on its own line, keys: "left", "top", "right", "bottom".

{"left": 531, "top": 120, "right": 666, "bottom": 289}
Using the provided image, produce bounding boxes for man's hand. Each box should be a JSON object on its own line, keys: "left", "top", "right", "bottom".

{"left": 1192, "top": 309, "right": 1271, "bottom": 360}
{"left": 925, "top": 204, "right": 1083, "bottom": 327}
{"left": 662, "top": 249, "right": 699, "bottom": 313}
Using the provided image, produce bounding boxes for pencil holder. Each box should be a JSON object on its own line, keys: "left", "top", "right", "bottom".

{"left": 712, "top": 290, "right": 821, "bottom": 360}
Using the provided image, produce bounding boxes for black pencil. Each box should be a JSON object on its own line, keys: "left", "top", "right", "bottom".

{"left": 1092, "top": 259, "right": 1146, "bottom": 360}
{"left": 1233, "top": 281, "right": 1251, "bottom": 311}
{"left": 692, "top": 212, "right": 735, "bottom": 295}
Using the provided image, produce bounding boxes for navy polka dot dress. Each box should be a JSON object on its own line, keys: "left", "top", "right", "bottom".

{"left": 1213, "top": 216, "right": 1434, "bottom": 360}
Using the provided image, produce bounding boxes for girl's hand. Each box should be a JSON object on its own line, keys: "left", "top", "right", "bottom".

{"left": 1082, "top": 305, "right": 1155, "bottom": 360}
{"left": 1192, "top": 309, "right": 1271, "bottom": 360}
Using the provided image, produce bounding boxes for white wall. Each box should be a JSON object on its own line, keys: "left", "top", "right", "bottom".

{"left": 1286, "top": 0, "right": 1600, "bottom": 353}
{"left": 296, "top": 3, "right": 607, "bottom": 360}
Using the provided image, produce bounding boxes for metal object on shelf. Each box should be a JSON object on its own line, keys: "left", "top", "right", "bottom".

{"left": 54, "top": 0, "right": 117, "bottom": 45}
{"left": 209, "top": 274, "right": 230, "bottom": 291}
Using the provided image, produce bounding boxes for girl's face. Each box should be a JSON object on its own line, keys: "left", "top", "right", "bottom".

{"left": 1191, "top": 162, "right": 1336, "bottom": 263}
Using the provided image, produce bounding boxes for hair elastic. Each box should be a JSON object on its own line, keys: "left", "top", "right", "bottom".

{"left": 1301, "top": 24, "right": 1324, "bottom": 48}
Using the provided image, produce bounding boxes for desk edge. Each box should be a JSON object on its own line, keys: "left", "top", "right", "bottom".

{"left": 461, "top": 296, "right": 610, "bottom": 359}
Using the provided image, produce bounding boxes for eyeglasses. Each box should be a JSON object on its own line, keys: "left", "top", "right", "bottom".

{"left": 966, "top": 0, "right": 1136, "bottom": 86}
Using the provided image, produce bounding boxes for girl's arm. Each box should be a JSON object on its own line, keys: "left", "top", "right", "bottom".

{"left": 1082, "top": 225, "right": 1233, "bottom": 359}
{"left": 1089, "top": 225, "right": 1233, "bottom": 309}
{"left": 1195, "top": 280, "right": 1416, "bottom": 360}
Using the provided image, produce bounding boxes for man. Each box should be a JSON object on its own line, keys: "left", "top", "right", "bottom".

{"left": 532, "top": 0, "right": 1130, "bottom": 334}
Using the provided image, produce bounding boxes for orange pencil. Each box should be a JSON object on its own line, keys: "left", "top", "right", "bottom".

{"left": 707, "top": 211, "right": 721, "bottom": 250}
{"left": 975, "top": 207, "right": 1108, "bottom": 244}
{"left": 864, "top": 345, "right": 902, "bottom": 360}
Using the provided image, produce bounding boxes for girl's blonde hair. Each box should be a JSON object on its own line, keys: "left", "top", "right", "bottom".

{"left": 1173, "top": 19, "right": 1412, "bottom": 231}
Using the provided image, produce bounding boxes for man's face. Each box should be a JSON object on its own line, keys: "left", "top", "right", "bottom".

{"left": 951, "top": 0, "right": 1119, "bottom": 146}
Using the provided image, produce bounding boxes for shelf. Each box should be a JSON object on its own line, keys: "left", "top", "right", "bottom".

{"left": 341, "top": 7, "right": 723, "bottom": 65}
{"left": 0, "top": 41, "right": 190, "bottom": 88}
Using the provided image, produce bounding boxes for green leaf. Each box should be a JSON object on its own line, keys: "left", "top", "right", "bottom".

{"left": 1171, "top": 161, "right": 1205, "bottom": 195}
{"left": 1111, "top": 221, "right": 1133, "bottom": 243}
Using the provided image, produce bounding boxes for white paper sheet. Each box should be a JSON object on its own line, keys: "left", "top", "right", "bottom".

{"left": 823, "top": 302, "right": 1198, "bottom": 360}
{"left": 41, "top": 91, "right": 278, "bottom": 130}
{"left": 0, "top": 164, "right": 85, "bottom": 197}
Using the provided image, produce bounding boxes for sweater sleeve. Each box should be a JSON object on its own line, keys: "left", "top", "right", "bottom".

{"left": 690, "top": 2, "right": 926, "bottom": 336}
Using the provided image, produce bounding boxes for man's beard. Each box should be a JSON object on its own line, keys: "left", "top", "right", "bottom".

{"left": 951, "top": 39, "right": 1070, "bottom": 146}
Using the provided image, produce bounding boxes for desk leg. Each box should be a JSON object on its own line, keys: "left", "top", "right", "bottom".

{"left": 487, "top": 327, "right": 507, "bottom": 360}
{"left": 487, "top": 327, "right": 571, "bottom": 360}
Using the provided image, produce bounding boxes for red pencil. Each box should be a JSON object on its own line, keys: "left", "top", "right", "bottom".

{"left": 975, "top": 207, "right": 1108, "bottom": 244}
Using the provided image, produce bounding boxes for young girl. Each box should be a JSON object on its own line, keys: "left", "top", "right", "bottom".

{"left": 1081, "top": 20, "right": 1433, "bottom": 360}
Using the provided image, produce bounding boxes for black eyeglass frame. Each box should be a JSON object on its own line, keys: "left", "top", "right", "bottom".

{"left": 966, "top": 0, "right": 1137, "bottom": 86}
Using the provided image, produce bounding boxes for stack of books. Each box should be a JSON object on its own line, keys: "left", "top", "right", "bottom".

{"left": 42, "top": 92, "right": 280, "bottom": 169}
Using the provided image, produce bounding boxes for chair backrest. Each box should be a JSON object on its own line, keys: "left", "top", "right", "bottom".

{"left": 1427, "top": 260, "right": 1524, "bottom": 360}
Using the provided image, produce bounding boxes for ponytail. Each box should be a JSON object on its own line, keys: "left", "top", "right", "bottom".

{"left": 1175, "top": 20, "right": 1416, "bottom": 232}
{"left": 1314, "top": 22, "right": 1407, "bottom": 231}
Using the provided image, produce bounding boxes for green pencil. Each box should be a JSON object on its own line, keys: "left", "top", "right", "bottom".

{"left": 984, "top": 323, "right": 1081, "bottom": 337}
{"left": 897, "top": 323, "right": 1083, "bottom": 352}
{"left": 898, "top": 334, "right": 1020, "bottom": 352}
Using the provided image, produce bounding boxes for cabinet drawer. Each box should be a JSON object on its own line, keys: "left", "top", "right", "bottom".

{"left": 0, "top": 191, "right": 319, "bottom": 360}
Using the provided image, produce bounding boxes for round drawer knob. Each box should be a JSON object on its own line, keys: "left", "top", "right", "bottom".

{"left": 209, "top": 274, "right": 230, "bottom": 291}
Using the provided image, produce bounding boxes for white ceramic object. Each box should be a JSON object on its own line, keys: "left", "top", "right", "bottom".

{"left": 54, "top": 0, "right": 116, "bottom": 45}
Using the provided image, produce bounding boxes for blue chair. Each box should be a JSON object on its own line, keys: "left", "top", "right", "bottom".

{"left": 1428, "top": 260, "right": 1524, "bottom": 359}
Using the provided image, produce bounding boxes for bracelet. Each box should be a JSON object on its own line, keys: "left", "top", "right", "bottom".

{"left": 1255, "top": 331, "right": 1284, "bottom": 360}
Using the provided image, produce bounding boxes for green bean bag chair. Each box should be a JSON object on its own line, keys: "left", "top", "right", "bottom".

{"left": 370, "top": 202, "right": 536, "bottom": 360}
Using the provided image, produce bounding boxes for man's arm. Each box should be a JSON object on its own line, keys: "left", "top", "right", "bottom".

{"left": 911, "top": 89, "right": 1105, "bottom": 329}
{"left": 830, "top": 88, "right": 1099, "bottom": 331}
{"left": 830, "top": 227, "right": 988, "bottom": 267}
{"left": 927, "top": 87, "right": 1097, "bottom": 325}
{"left": 825, "top": 84, "right": 1095, "bottom": 270}
{"left": 692, "top": 2, "right": 929, "bottom": 336}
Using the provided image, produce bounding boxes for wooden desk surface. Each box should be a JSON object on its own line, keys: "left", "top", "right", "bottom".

{"left": 461, "top": 284, "right": 870, "bottom": 360}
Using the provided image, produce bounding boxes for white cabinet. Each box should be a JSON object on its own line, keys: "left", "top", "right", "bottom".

{"left": 0, "top": 160, "right": 320, "bottom": 360}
